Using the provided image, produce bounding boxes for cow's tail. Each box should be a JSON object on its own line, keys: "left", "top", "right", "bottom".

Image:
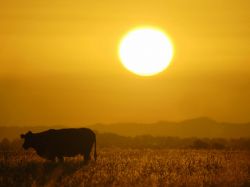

{"left": 94, "top": 134, "right": 97, "bottom": 161}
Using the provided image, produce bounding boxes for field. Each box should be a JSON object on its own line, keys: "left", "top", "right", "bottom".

{"left": 0, "top": 149, "right": 249, "bottom": 187}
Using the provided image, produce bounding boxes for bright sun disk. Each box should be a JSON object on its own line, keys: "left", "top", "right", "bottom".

{"left": 119, "top": 27, "right": 174, "bottom": 76}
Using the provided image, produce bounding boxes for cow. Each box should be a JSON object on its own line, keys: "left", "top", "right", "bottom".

{"left": 20, "top": 128, "right": 97, "bottom": 162}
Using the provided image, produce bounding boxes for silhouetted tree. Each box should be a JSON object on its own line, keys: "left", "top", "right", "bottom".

{"left": 0, "top": 138, "right": 11, "bottom": 151}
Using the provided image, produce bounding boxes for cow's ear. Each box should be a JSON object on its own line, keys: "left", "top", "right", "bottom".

{"left": 20, "top": 134, "right": 25, "bottom": 139}
{"left": 27, "top": 131, "right": 33, "bottom": 135}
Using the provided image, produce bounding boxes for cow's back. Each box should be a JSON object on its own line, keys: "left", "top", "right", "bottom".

{"left": 34, "top": 128, "right": 95, "bottom": 157}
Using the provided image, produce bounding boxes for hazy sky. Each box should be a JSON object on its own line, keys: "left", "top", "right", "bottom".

{"left": 1, "top": 0, "right": 250, "bottom": 126}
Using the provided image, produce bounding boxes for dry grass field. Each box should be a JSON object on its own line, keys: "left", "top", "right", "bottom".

{"left": 0, "top": 149, "right": 249, "bottom": 187}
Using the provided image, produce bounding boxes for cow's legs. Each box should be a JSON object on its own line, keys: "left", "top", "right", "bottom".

{"left": 57, "top": 155, "right": 64, "bottom": 162}
{"left": 48, "top": 155, "right": 56, "bottom": 162}
{"left": 84, "top": 152, "right": 90, "bottom": 161}
{"left": 84, "top": 145, "right": 92, "bottom": 161}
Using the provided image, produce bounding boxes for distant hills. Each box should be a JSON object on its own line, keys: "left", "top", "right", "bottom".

{"left": 0, "top": 117, "right": 250, "bottom": 140}
{"left": 89, "top": 117, "right": 250, "bottom": 138}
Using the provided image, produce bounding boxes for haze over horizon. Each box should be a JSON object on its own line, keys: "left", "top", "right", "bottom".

{"left": 1, "top": 0, "right": 250, "bottom": 126}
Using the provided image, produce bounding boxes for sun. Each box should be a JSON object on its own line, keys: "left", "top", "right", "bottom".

{"left": 119, "top": 27, "right": 174, "bottom": 76}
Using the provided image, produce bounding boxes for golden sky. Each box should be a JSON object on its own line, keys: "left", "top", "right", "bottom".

{"left": 1, "top": 0, "right": 250, "bottom": 125}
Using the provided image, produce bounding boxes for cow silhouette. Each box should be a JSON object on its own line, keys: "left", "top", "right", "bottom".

{"left": 20, "top": 128, "right": 97, "bottom": 162}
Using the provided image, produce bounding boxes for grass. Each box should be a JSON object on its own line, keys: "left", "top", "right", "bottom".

{"left": 0, "top": 149, "right": 249, "bottom": 187}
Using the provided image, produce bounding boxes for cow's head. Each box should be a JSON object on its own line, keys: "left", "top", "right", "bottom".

{"left": 20, "top": 131, "right": 33, "bottom": 150}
